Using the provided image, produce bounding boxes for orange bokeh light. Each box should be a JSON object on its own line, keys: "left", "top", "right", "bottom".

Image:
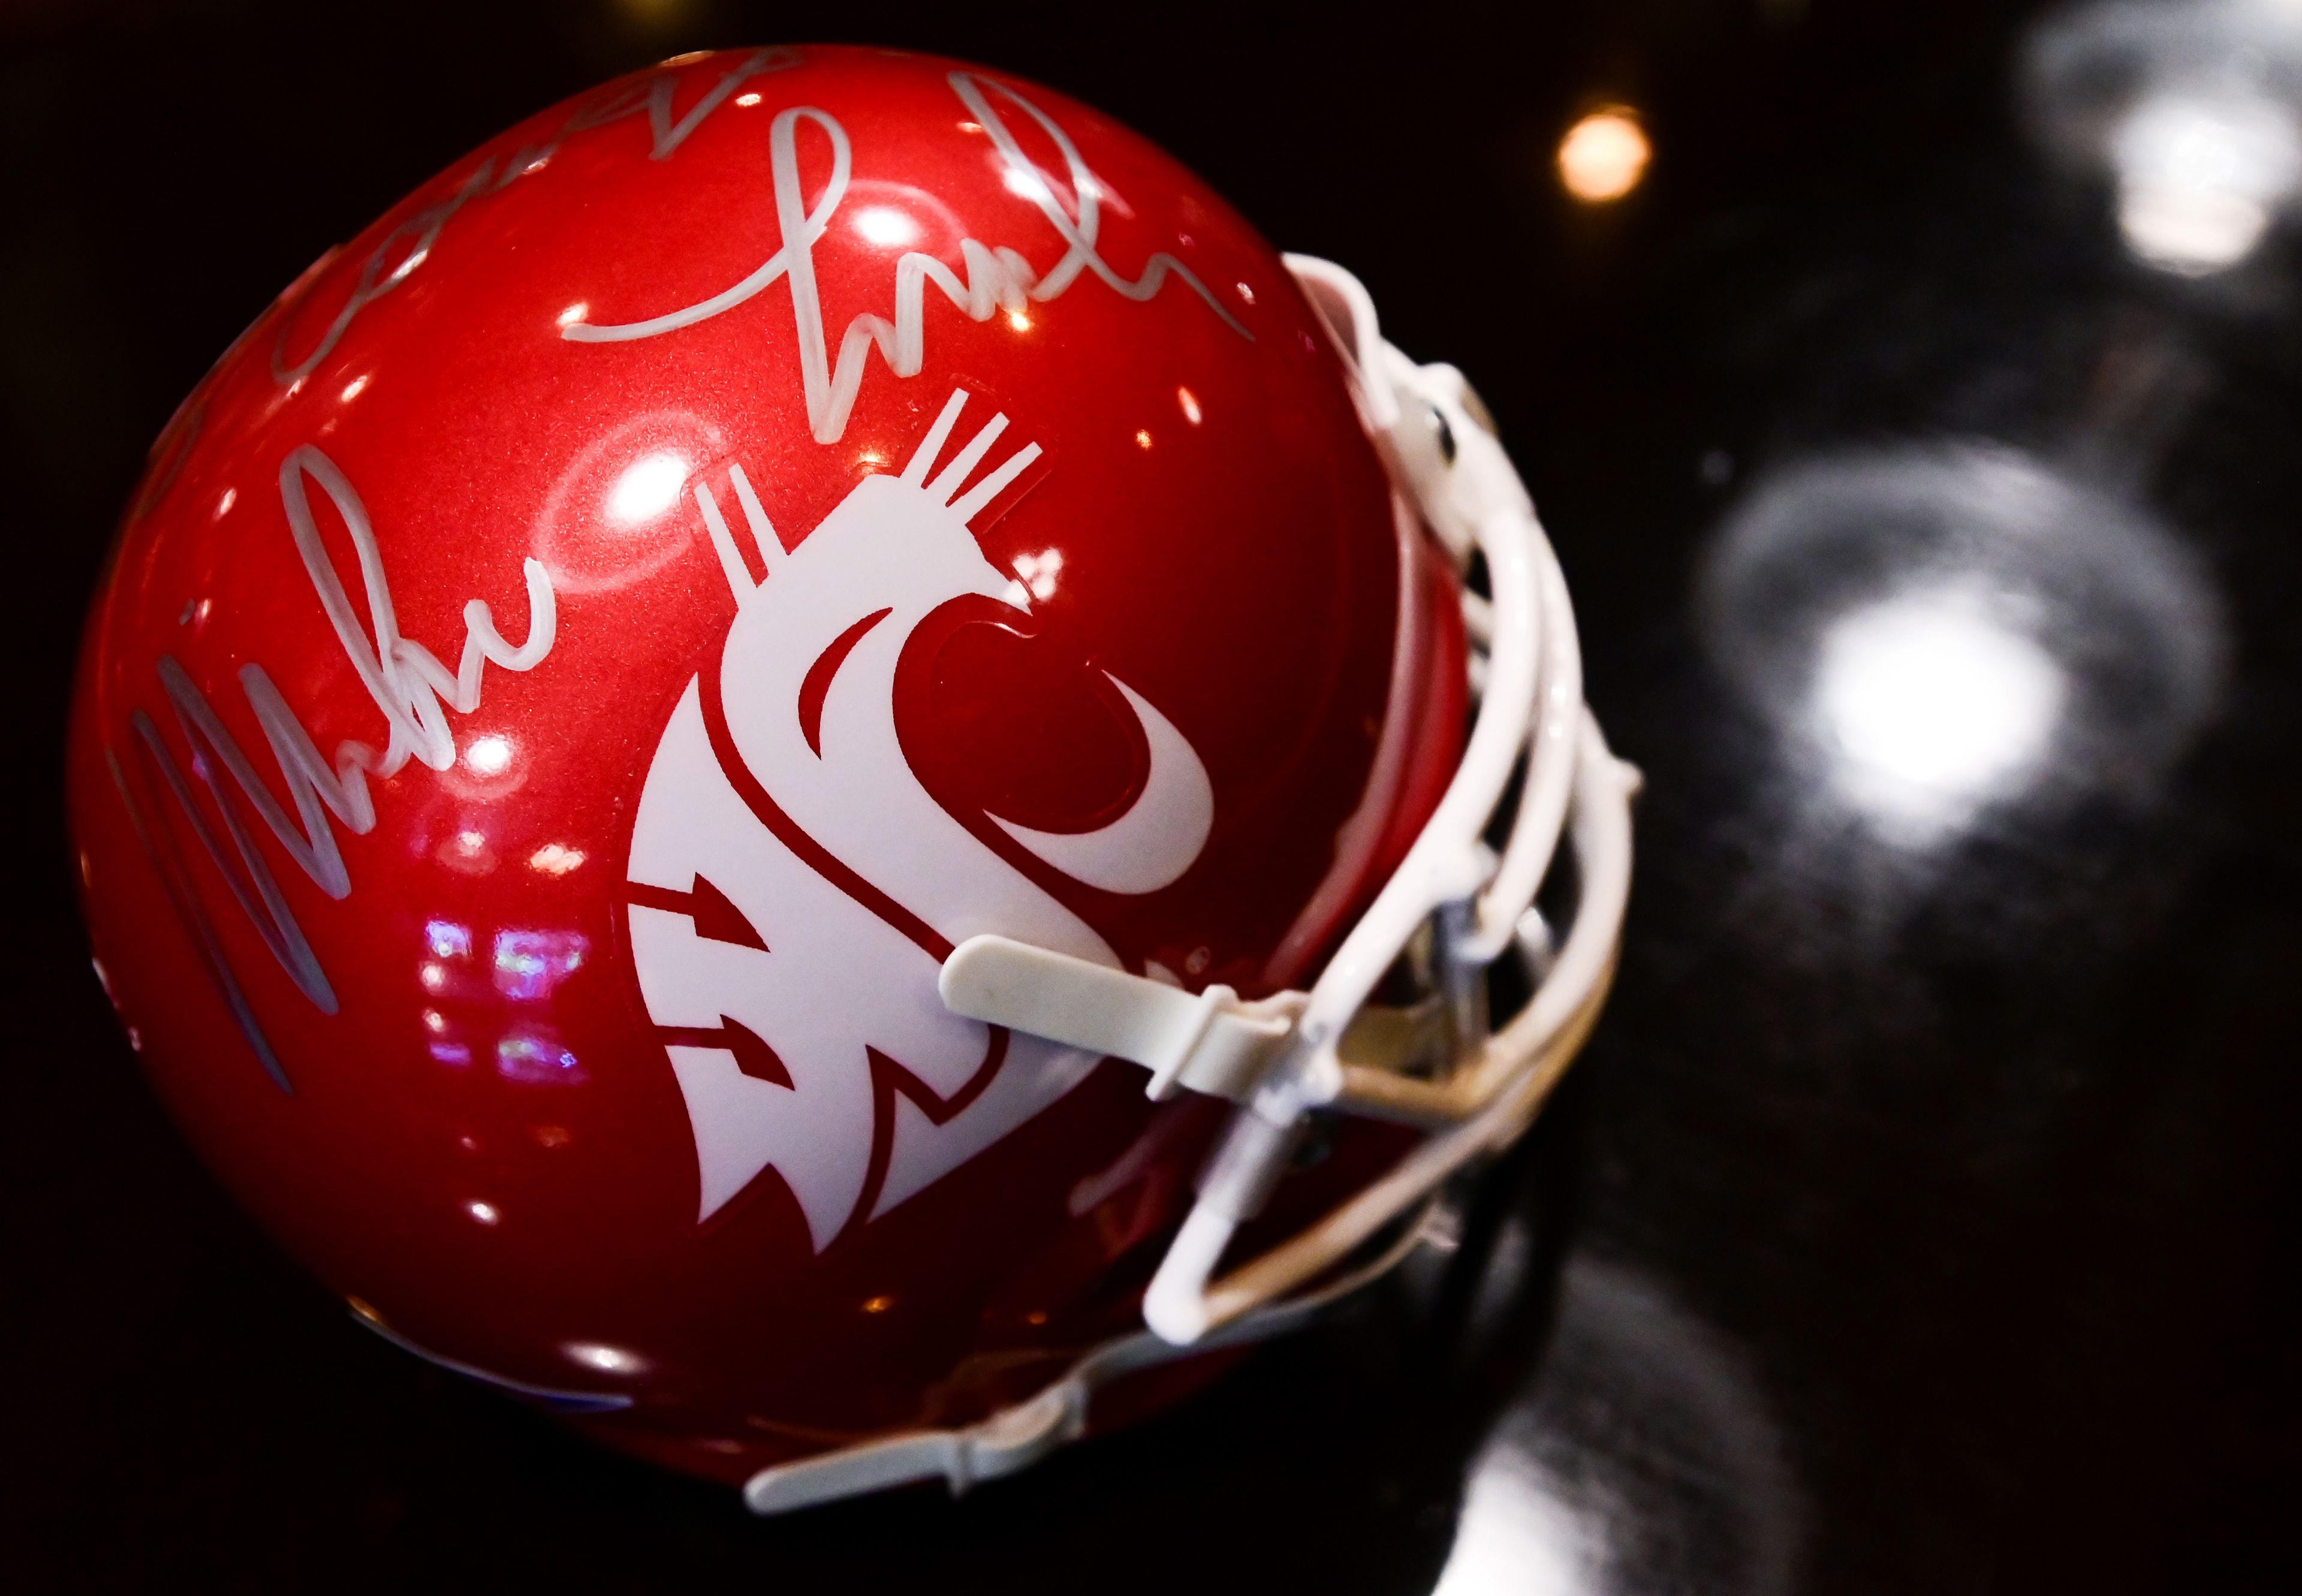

{"left": 1558, "top": 108, "right": 1651, "bottom": 203}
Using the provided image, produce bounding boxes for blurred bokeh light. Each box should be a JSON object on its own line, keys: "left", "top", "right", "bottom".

{"left": 1557, "top": 108, "right": 1651, "bottom": 202}
{"left": 2026, "top": 0, "right": 2302, "bottom": 276}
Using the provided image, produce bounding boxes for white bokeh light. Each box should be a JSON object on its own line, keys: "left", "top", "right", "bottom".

{"left": 1430, "top": 1445, "right": 1602, "bottom": 1596}
{"left": 2113, "top": 92, "right": 2302, "bottom": 273}
{"left": 1812, "top": 587, "right": 2066, "bottom": 832}
{"left": 605, "top": 451, "right": 689, "bottom": 526}
{"left": 2026, "top": 0, "right": 2302, "bottom": 277}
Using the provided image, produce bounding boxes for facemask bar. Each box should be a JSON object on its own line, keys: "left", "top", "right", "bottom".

{"left": 1137, "top": 254, "right": 1636, "bottom": 1342}
{"left": 742, "top": 255, "right": 1634, "bottom": 1514}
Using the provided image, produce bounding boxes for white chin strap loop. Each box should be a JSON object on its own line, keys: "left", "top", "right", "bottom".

{"left": 742, "top": 254, "right": 1635, "bottom": 1514}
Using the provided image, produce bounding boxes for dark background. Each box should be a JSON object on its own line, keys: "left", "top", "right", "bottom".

{"left": 7, "top": 1, "right": 2298, "bottom": 1591}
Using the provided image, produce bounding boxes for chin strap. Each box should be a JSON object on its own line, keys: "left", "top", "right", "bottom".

{"left": 742, "top": 253, "right": 1635, "bottom": 1514}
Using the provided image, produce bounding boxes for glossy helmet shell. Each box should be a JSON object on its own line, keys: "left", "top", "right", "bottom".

{"left": 67, "top": 44, "right": 1465, "bottom": 1485}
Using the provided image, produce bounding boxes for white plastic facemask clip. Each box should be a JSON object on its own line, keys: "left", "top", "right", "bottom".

{"left": 940, "top": 935, "right": 1307, "bottom": 1102}
{"left": 743, "top": 1374, "right": 1090, "bottom": 1514}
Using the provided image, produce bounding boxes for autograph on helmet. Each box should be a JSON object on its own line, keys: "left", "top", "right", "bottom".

{"left": 112, "top": 449, "right": 555, "bottom": 1080}
{"left": 276, "top": 50, "right": 1251, "bottom": 431}
{"left": 273, "top": 47, "right": 803, "bottom": 384}
{"left": 562, "top": 71, "right": 1250, "bottom": 443}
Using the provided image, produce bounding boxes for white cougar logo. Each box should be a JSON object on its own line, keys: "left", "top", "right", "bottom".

{"left": 624, "top": 391, "right": 1213, "bottom": 1247}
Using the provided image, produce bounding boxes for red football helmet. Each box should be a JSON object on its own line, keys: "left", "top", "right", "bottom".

{"left": 68, "top": 45, "right": 1632, "bottom": 1509}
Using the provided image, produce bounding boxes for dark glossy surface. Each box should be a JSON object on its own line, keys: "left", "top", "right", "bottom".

{"left": 10, "top": 1, "right": 2297, "bottom": 1590}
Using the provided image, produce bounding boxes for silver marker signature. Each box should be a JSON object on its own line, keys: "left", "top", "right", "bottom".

{"left": 117, "top": 448, "right": 555, "bottom": 1057}
{"left": 562, "top": 71, "right": 1251, "bottom": 443}
{"left": 275, "top": 48, "right": 800, "bottom": 383}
